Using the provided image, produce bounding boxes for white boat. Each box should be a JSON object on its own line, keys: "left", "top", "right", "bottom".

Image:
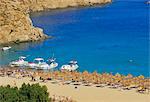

{"left": 61, "top": 60, "right": 79, "bottom": 71}
{"left": 48, "top": 58, "right": 58, "bottom": 69}
{"left": 2, "top": 46, "right": 11, "bottom": 51}
{"left": 9, "top": 56, "right": 28, "bottom": 67}
{"left": 28, "top": 58, "right": 50, "bottom": 70}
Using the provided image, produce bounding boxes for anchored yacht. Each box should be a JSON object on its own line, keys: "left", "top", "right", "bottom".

{"left": 48, "top": 58, "right": 58, "bottom": 69}
{"left": 1, "top": 46, "right": 11, "bottom": 51}
{"left": 61, "top": 60, "right": 79, "bottom": 71}
{"left": 9, "top": 56, "right": 28, "bottom": 67}
{"left": 28, "top": 58, "right": 50, "bottom": 70}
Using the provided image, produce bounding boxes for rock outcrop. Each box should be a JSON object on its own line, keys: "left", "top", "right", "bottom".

{"left": 0, "top": 0, "right": 111, "bottom": 45}
{"left": 0, "top": 0, "right": 48, "bottom": 45}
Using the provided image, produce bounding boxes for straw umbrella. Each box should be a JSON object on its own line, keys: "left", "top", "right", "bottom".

{"left": 126, "top": 74, "right": 133, "bottom": 79}
{"left": 138, "top": 75, "right": 145, "bottom": 79}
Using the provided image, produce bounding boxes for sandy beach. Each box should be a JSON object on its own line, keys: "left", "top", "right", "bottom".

{"left": 0, "top": 76, "right": 149, "bottom": 102}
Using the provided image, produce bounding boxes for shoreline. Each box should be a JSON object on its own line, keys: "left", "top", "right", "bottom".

{"left": 0, "top": 35, "right": 53, "bottom": 46}
{"left": 0, "top": 67, "right": 149, "bottom": 102}
{"left": 0, "top": 65, "right": 149, "bottom": 78}
{"left": 30, "top": 3, "right": 110, "bottom": 18}
{"left": 30, "top": 2, "right": 111, "bottom": 13}
{"left": 0, "top": 0, "right": 112, "bottom": 45}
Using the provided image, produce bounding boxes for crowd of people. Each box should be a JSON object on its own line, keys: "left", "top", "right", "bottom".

{"left": 0, "top": 67, "right": 149, "bottom": 95}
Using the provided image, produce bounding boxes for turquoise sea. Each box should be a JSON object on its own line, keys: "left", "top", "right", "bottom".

{"left": 0, "top": 0, "right": 149, "bottom": 76}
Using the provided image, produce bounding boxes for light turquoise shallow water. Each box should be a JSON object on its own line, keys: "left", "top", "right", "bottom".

{"left": 0, "top": 0, "right": 149, "bottom": 76}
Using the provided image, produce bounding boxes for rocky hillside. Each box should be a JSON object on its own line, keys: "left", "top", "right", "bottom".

{"left": 22, "top": 0, "right": 112, "bottom": 11}
{"left": 0, "top": 0, "right": 111, "bottom": 45}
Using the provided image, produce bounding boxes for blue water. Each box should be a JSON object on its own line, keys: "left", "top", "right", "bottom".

{"left": 0, "top": 0, "right": 149, "bottom": 76}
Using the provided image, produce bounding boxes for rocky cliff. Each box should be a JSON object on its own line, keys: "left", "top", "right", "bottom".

{"left": 0, "top": 0, "right": 111, "bottom": 45}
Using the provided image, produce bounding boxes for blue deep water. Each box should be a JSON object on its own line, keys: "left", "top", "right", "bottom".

{"left": 0, "top": 0, "right": 149, "bottom": 76}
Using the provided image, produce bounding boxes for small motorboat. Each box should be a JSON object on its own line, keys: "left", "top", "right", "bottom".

{"left": 1, "top": 46, "right": 11, "bottom": 51}
{"left": 28, "top": 58, "right": 50, "bottom": 70}
{"left": 48, "top": 58, "right": 58, "bottom": 69}
{"left": 9, "top": 56, "right": 28, "bottom": 67}
{"left": 61, "top": 60, "right": 79, "bottom": 71}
